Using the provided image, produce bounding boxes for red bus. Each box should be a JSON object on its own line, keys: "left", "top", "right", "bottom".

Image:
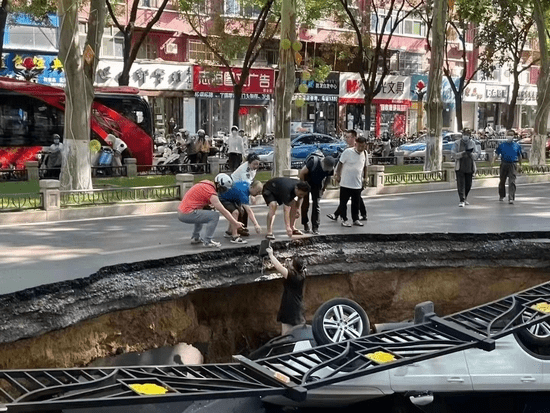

{"left": 0, "top": 77, "right": 154, "bottom": 169}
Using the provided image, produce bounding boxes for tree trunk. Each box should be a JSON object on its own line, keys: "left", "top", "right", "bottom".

{"left": 424, "top": 0, "right": 446, "bottom": 171}
{"left": 58, "top": 0, "right": 105, "bottom": 191}
{"left": 455, "top": 92, "right": 463, "bottom": 131}
{"left": 531, "top": 0, "right": 549, "bottom": 166}
{"left": 506, "top": 70, "right": 520, "bottom": 130}
{"left": 118, "top": 31, "right": 133, "bottom": 86}
{"left": 273, "top": 0, "right": 296, "bottom": 177}
{"left": 363, "top": 97, "right": 372, "bottom": 138}
{"left": 233, "top": 83, "right": 244, "bottom": 128}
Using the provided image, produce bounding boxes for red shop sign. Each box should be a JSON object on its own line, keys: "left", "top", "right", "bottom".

{"left": 193, "top": 66, "right": 275, "bottom": 94}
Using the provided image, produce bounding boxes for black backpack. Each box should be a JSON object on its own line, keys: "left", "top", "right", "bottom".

{"left": 304, "top": 149, "right": 324, "bottom": 170}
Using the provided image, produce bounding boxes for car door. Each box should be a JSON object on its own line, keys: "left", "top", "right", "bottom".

{"left": 390, "top": 351, "right": 473, "bottom": 393}
{"left": 466, "top": 335, "right": 545, "bottom": 391}
{"left": 292, "top": 134, "right": 315, "bottom": 159}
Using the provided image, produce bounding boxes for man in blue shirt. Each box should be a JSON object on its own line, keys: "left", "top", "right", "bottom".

{"left": 219, "top": 180, "right": 263, "bottom": 243}
{"left": 495, "top": 131, "right": 523, "bottom": 204}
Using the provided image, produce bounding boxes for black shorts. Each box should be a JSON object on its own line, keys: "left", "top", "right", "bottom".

{"left": 221, "top": 199, "right": 241, "bottom": 213}
{"left": 262, "top": 187, "right": 280, "bottom": 206}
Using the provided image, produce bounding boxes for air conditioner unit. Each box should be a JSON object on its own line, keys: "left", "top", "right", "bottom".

{"left": 165, "top": 43, "right": 178, "bottom": 55}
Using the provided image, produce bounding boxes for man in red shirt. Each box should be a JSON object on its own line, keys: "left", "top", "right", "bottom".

{"left": 177, "top": 173, "right": 243, "bottom": 247}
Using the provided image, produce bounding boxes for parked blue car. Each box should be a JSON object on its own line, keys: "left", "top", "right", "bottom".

{"left": 397, "top": 133, "right": 466, "bottom": 157}
{"left": 249, "top": 133, "right": 346, "bottom": 162}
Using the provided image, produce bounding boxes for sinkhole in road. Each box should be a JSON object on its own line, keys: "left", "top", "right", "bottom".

{"left": 0, "top": 232, "right": 549, "bottom": 369}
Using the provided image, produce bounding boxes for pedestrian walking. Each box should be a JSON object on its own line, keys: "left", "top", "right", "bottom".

{"left": 298, "top": 155, "right": 336, "bottom": 234}
{"left": 326, "top": 130, "right": 367, "bottom": 221}
{"left": 330, "top": 135, "right": 368, "bottom": 227}
{"left": 262, "top": 177, "right": 310, "bottom": 240}
{"left": 451, "top": 129, "right": 480, "bottom": 207}
{"left": 176, "top": 173, "right": 243, "bottom": 247}
{"left": 265, "top": 246, "right": 307, "bottom": 335}
{"left": 219, "top": 180, "right": 263, "bottom": 244}
{"left": 227, "top": 125, "right": 246, "bottom": 171}
{"left": 495, "top": 131, "right": 523, "bottom": 204}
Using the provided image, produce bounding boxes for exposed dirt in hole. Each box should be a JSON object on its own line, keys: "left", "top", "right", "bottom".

{"left": 0, "top": 266, "right": 548, "bottom": 369}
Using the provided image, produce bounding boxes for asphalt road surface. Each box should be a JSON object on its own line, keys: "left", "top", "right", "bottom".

{"left": 1, "top": 182, "right": 549, "bottom": 295}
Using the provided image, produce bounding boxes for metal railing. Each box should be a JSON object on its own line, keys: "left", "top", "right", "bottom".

{"left": 0, "top": 193, "right": 43, "bottom": 211}
{"left": 92, "top": 166, "right": 127, "bottom": 177}
{"left": 60, "top": 185, "right": 180, "bottom": 207}
{"left": 384, "top": 170, "right": 446, "bottom": 186}
{"left": 137, "top": 163, "right": 210, "bottom": 176}
{"left": 0, "top": 168, "right": 28, "bottom": 181}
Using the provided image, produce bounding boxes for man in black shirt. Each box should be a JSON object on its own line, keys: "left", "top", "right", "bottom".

{"left": 298, "top": 155, "right": 336, "bottom": 234}
{"left": 262, "top": 177, "right": 310, "bottom": 239}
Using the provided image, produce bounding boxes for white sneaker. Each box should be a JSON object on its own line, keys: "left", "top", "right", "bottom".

{"left": 191, "top": 237, "right": 202, "bottom": 244}
{"left": 509, "top": 198, "right": 514, "bottom": 204}
{"left": 458, "top": 202, "right": 465, "bottom": 207}
{"left": 342, "top": 220, "right": 352, "bottom": 227}
{"left": 464, "top": 200, "right": 470, "bottom": 205}
{"left": 353, "top": 220, "right": 364, "bottom": 226}
{"left": 230, "top": 236, "right": 247, "bottom": 244}
{"left": 203, "top": 240, "right": 222, "bottom": 248}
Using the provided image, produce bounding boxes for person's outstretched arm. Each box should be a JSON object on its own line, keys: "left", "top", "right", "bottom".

{"left": 266, "top": 247, "right": 289, "bottom": 278}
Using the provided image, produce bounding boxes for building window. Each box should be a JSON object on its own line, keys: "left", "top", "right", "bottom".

{"left": 137, "top": 36, "right": 158, "bottom": 60}
{"left": 371, "top": 13, "right": 392, "bottom": 34}
{"left": 188, "top": 39, "right": 216, "bottom": 62}
{"left": 403, "top": 17, "right": 425, "bottom": 37}
{"left": 8, "top": 24, "right": 58, "bottom": 51}
{"left": 225, "top": 0, "right": 260, "bottom": 17}
{"left": 101, "top": 26, "right": 124, "bottom": 59}
{"left": 398, "top": 53, "right": 422, "bottom": 74}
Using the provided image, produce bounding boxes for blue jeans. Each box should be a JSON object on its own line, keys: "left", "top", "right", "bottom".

{"left": 177, "top": 210, "right": 219, "bottom": 242}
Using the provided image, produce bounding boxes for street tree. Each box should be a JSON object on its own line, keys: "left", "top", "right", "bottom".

{"left": 105, "top": 0, "right": 171, "bottom": 86}
{"left": 58, "top": 0, "right": 105, "bottom": 191}
{"left": 177, "top": 0, "right": 280, "bottom": 128}
{"left": 424, "top": 0, "right": 447, "bottom": 171}
{"left": 442, "top": 0, "right": 491, "bottom": 131}
{"left": 476, "top": 0, "right": 539, "bottom": 131}
{"left": 531, "top": 0, "right": 549, "bottom": 165}
{"left": 337, "top": 0, "right": 423, "bottom": 139}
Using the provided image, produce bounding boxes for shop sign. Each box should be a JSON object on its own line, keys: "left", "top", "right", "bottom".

{"left": 298, "top": 94, "right": 338, "bottom": 102}
{"left": 517, "top": 85, "right": 538, "bottom": 106}
{"left": 193, "top": 66, "right": 274, "bottom": 94}
{"left": 94, "top": 61, "right": 193, "bottom": 90}
{"left": 484, "top": 84, "right": 509, "bottom": 103}
{"left": 463, "top": 82, "right": 485, "bottom": 102}
{"left": 0, "top": 52, "right": 65, "bottom": 85}
{"left": 196, "top": 91, "right": 271, "bottom": 104}
{"left": 339, "top": 73, "right": 411, "bottom": 102}
{"left": 295, "top": 72, "right": 339, "bottom": 94}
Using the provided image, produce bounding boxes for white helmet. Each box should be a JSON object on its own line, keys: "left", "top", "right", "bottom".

{"left": 214, "top": 173, "right": 233, "bottom": 190}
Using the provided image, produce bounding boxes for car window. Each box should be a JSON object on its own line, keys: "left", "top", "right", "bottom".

{"left": 315, "top": 135, "right": 334, "bottom": 144}
{"left": 296, "top": 135, "right": 315, "bottom": 145}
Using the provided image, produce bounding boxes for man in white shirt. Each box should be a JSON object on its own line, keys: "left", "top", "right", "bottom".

{"left": 332, "top": 135, "right": 368, "bottom": 227}
{"left": 227, "top": 125, "right": 246, "bottom": 171}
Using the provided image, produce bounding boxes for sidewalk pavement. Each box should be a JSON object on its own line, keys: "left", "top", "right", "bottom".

{"left": 1, "top": 182, "right": 549, "bottom": 296}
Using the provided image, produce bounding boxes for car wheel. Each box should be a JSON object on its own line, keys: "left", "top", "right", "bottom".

{"left": 516, "top": 307, "right": 550, "bottom": 347}
{"left": 312, "top": 298, "right": 370, "bottom": 345}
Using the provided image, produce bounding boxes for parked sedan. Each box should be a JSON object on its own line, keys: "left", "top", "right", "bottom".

{"left": 249, "top": 133, "right": 347, "bottom": 163}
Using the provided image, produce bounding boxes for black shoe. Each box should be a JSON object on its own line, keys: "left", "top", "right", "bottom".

{"left": 326, "top": 213, "right": 338, "bottom": 221}
{"left": 303, "top": 224, "right": 311, "bottom": 233}
{"left": 361, "top": 215, "right": 368, "bottom": 221}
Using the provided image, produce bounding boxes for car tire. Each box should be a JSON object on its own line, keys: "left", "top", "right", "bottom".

{"left": 516, "top": 308, "right": 550, "bottom": 347}
{"left": 312, "top": 298, "right": 370, "bottom": 345}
